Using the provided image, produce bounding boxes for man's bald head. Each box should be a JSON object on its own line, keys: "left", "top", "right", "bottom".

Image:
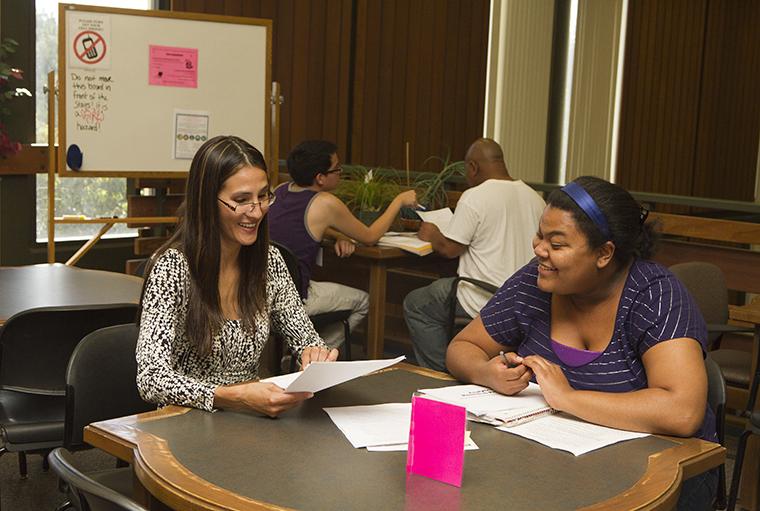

{"left": 464, "top": 138, "right": 511, "bottom": 186}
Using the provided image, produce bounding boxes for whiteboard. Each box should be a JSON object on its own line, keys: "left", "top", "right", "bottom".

{"left": 58, "top": 4, "right": 271, "bottom": 177}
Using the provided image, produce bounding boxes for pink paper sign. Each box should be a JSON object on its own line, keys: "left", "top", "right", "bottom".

{"left": 406, "top": 395, "right": 466, "bottom": 487}
{"left": 149, "top": 45, "right": 198, "bottom": 88}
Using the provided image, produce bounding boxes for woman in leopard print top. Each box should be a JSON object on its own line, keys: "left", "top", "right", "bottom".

{"left": 136, "top": 136, "right": 337, "bottom": 416}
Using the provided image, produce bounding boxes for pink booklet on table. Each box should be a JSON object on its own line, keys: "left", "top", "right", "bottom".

{"left": 406, "top": 395, "right": 466, "bottom": 487}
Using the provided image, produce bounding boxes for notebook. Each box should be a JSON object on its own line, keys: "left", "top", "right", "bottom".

{"left": 418, "top": 383, "right": 555, "bottom": 427}
{"left": 377, "top": 233, "right": 432, "bottom": 256}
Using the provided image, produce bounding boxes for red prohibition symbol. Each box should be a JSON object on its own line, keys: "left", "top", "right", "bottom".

{"left": 73, "top": 31, "right": 107, "bottom": 65}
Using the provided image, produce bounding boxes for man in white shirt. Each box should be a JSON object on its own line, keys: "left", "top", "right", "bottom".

{"left": 403, "top": 138, "right": 545, "bottom": 371}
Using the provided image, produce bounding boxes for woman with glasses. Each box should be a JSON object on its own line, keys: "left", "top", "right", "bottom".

{"left": 136, "top": 135, "right": 337, "bottom": 417}
{"left": 446, "top": 177, "right": 717, "bottom": 510}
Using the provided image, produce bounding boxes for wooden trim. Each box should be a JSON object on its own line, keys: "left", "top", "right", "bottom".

{"left": 0, "top": 145, "right": 50, "bottom": 175}
{"left": 580, "top": 438, "right": 725, "bottom": 510}
{"left": 85, "top": 368, "right": 723, "bottom": 511}
{"left": 650, "top": 212, "right": 760, "bottom": 245}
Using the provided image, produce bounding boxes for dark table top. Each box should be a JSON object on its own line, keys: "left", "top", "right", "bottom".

{"left": 86, "top": 366, "right": 725, "bottom": 511}
{"left": 0, "top": 263, "right": 143, "bottom": 325}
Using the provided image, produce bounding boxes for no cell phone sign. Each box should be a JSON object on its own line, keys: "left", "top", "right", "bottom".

{"left": 73, "top": 31, "right": 107, "bottom": 65}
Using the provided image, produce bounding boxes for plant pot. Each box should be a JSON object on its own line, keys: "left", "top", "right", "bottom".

{"left": 400, "top": 218, "right": 421, "bottom": 231}
{"left": 358, "top": 209, "right": 382, "bottom": 226}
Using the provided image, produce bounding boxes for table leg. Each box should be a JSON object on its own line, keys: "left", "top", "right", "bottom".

{"left": 366, "top": 261, "right": 387, "bottom": 359}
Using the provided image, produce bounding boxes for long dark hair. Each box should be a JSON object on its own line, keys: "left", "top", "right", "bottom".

{"left": 139, "top": 135, "right": 270, "bottom": 356}
{"left": 546, "top": 176, "right": 658, "bottom": 267}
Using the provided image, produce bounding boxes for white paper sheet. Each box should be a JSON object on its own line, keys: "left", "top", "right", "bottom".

{"left": 417, "top": 208, "right": 454, "bottom": 231}
{"left": 324, "top": 403, "right": 478, "bottom": 451}
{"left": 263, "top": 356, "right": 405, "bottom": 394}
{"left": 323, "top": 403, "right": 412, "bottom": 448}
{"left": 418, "top": 383, "right": 551, "bottom": 424}
{"left": 497, "top": 412, "right": 649, "bottom": 456}
{"left": 366, "top": 431, "right": 479, "bottom": 451}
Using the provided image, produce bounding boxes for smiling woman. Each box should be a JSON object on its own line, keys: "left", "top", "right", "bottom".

{"left": 446, "top": 176, "right": 719, "bottom": 511}
{"left": 135, "top": 135, "right": 338, "bottom": 418}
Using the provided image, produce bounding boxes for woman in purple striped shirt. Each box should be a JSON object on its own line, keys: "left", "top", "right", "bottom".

{"left": 446, "top": 176, "right": 717, "bottom": 510}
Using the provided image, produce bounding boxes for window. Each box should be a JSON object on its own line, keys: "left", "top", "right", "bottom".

{"left": 35, "top": 0, "right": 153, "bottom": 242}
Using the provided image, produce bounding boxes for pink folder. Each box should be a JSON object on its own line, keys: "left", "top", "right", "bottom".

{"left": 406, "top": 395, "right": 466, "bottom": 487}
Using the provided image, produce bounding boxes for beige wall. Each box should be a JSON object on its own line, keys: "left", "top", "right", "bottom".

{"left": 484, "top": 0, "right": 554, "bottom": 183}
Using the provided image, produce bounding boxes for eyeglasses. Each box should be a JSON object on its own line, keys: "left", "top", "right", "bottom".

{"left": 217, "top": 192, "right": 276, "bottom": 214}
{"left": 322, "top": 166, "right": 342, "bottom": 175}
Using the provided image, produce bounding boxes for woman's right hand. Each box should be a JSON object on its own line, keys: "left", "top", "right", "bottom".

{"left": 215, "top": 381, "right": 313, "bottom": 418}
{"left": 484, "top": 352, "right": 533, "bottom": 396}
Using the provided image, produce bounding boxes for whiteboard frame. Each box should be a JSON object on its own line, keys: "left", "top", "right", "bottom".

{"left": 57, "top": 4, "right": 272, "bottom": 178}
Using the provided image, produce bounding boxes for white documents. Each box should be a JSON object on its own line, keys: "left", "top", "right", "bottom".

{"left": 323, "top": 403, "right": 478, "bottom": 451}
{"left": 418, "top": 383, "right": 553, "bottom": 426}
{"left": 323, "top": 403, "right": 412, "bottom": 448}
{"left": 417, "top": 208, "right": 454, "bottom": 231}
{"left": 262, "top": 356, "right": 405, "bottom": 394}
{"left": 497, "top": 412, "right": 649, "bottom": 456}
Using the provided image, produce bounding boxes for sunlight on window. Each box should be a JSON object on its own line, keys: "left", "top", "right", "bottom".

{"left": 35, "top": 0, "right": 153, "bottom": 242}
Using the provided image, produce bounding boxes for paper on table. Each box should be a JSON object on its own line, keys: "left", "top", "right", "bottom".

{"left": 367, "top": 431, "right": 479, "bottom": 452}
{"left": 271, "top": 356, "right": 405, "bottom": 394}
{"left": 323, "top": 403, "right": 412, "bottom": 448}
{"left": 261, "top": 371, "right": 301, "bottom": 390}
{"left": 377, "top": 235, "right": 432, "bottom": 256}
{"left": 417, "top": 208, "right": 454, "bottom": 231}
{"left": 497, "top": 412, "right": 649, "bottom": 456}
{"left": 418, "top": 382, "right": 551, "bottom": 424}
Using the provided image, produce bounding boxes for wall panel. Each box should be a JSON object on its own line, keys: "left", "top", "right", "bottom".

{"left": 616, "top": 0, "right": 707, "bottom": 196}
{"left": 171, "top": 0, "right": 354, "bottom": 159}
{"left": 351, "top": 0, "right": 489, "bottom": 170}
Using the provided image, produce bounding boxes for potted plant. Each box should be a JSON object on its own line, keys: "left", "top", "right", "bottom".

{"left": 399, "top": 156, "right": 465, "bottom": 229}
{"left": 0, "top": 38, "right": 31, "bottom": 159}
{"left": 333, "top": 165, "right": 402, "bottom": 225}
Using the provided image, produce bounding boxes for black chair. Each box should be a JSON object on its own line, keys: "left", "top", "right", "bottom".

{"left": 706, "top": 357, "right": 727, "bottom": 510}
{"left": 446, "top": 276, "right": 499, "bottom": 338}
{"left": 271, "top": 242, "right": 354, "bottom": 362}
{"left": 669, "top": 262, "right": 758, "bottom": 415}
{"left": 49, "top": 447, "right": 148, "bottom": 511}
{"left": 0, "top": 304, "right": 138, "bottom": 477}
{"left": 53, "top": 323, "right": 155, "bottom": 511}
{"left": 64, "top": 323, "right": 154, "bottom": 451}
{"left": 726, "top": 334, "right": 760, "bottom": 511}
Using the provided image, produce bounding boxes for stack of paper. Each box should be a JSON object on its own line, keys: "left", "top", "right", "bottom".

{"left": 418, "top": 383, "right": 554, "bottom": 426}
{"left": 377, "top": 233, "right": 432, "bottom": 256}
{"left": 323, "top": 403, "right": 478, "bottom": 451}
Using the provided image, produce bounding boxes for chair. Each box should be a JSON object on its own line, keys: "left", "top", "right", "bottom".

{"left": 669, "top": 262, "right": 757, "bottom": 414}
{"left": 49, "top": 447, "right": 148, "bottom": 511}
{"left": 706, "top": 357, "right": 727, "bottom": 510}
{"left": 64, "top": 323, "right": 155, "bottom": 451}
{"left": 271, "top": 242, "right": 354, "bottom": 362}
{"left": 53, "top": 323, "right": 155, "bottom": 511}
{"left": 727, "top": 366, "right": 760, "bottom": 511}
{"left": 446, "top": 276, "right": 499, "bottom": 338}
{"left": 0, "top": 304, "right": 138, "bottom": 477}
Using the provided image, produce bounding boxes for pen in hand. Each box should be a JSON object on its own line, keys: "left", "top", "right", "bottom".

{"left": 500, "top": 350, "right": 515, "bottom": 369}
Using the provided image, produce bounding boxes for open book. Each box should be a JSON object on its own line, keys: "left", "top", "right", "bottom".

{"left": 417, "top": 383, "right": 555, "bottom": 427}
{"left": 377, "top": 233, "right": 432, "bottom": 256}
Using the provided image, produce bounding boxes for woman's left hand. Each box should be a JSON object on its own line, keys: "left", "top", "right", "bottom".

{"left": 334, "top": 239, "right": 356, "bottom": 258}
{"left": 300, "top": 345, "right": 339, "bottom": 369}
{"left": 522, "top": 355, "right": 573, "bottom": 410}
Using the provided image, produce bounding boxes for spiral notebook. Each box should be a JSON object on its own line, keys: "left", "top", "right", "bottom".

{"left": 417, "top": 383, "right": 555, "bottom": 427}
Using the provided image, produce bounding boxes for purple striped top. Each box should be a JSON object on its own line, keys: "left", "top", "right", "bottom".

{"left": 481, "top": 259, "right": 716, "bottom": 442}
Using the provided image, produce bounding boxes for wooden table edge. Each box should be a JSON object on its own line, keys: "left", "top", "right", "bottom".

{"left": 84, "top": 367, "right": 724, "bottom": 511}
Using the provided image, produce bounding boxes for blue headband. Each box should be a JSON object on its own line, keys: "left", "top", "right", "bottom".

{"left": 561, "top": 182, "right": 612, "bottom": 240}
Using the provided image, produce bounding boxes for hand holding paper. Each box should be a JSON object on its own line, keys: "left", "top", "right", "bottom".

{"left": 263, "top": 356, "right": 405, "bottom": 394}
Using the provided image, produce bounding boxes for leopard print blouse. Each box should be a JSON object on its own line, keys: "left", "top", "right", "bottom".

{"left": 136, "top": 246, "right": 324, "bottom": 411}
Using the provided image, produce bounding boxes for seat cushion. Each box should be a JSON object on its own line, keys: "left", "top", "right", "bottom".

{"left": 0, "top": 389, "right": 65, "bottom": 447}
{"left": 91, "top": 466, "right": 134, "bottom": 498}
{"left": 709, "top": 349, "right": 752, "bottom": 387}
